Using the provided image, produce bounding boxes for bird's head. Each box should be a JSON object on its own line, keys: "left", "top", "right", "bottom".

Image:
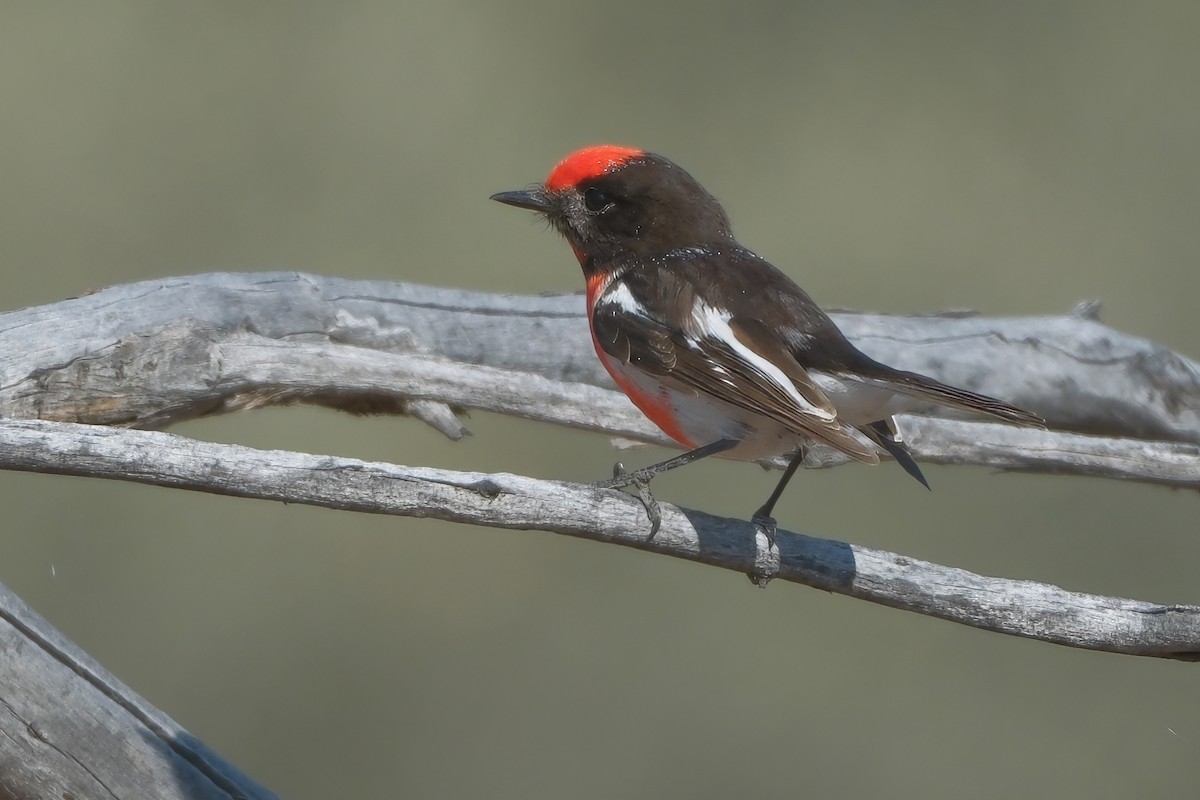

{"left": 491, "top": 145, "right": 734, "bottom": 266}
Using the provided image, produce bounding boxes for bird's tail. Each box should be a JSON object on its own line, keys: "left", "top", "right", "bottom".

{"left": 885, "top": 369, "right": 1046, "bottom": 428}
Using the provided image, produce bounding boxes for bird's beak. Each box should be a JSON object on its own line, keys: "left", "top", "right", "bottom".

{"left": 490, "top": 186, "right": 553, "bottom": 211}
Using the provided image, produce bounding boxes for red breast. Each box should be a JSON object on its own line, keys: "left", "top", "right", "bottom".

{"left": 585, "top": 270, "right": 698, "bottom": 448}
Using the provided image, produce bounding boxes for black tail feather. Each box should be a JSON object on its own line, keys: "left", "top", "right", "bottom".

{"left": 861, "top": 419, "right": 931, "bottom": 490}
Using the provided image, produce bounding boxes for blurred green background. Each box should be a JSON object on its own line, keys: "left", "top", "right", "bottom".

{"left": 3, "top": 3, "right": 1199, "bottom": 798}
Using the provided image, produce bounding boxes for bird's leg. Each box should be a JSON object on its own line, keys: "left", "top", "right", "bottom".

{"left": 745, "top": 447, "right": 806, "bottom": 587}
{"left": 596, "top": 438, "right": 740, "bottom": 490}
{"left": 594, "top": 438, "right": 739, "bottom": 537}
{"left": 750, "top": 447, "right": 807, "bottom": 547}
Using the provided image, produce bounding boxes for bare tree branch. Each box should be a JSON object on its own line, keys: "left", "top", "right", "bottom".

{"left": 2, "top": 272, "right": 1198, "bottom": 794}
{"left": 2, "top": 273, "right": 1197, "bottom": 485}
{"left": 0, "top": 559, "right": 278, "bottom": 799}
{"left": 2, "top": 418, "right": 1198, "bottom": 661}
{"left": 0, "top": 272, "right": 1194, "bottom": 439}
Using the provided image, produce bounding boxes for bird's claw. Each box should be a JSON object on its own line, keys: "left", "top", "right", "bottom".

{"left": 592, "top": 462, "right": 662, "bottom": 537}
{"left": 750, "top": 513, "right": 778, "bottom": 548}
{"left": 634, "top": 479, "right": 662, "bottom": 537}
{"left": 747, "top": 514, "right": 780, "bottom": 587}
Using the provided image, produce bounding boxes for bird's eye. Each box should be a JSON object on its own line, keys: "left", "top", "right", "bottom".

{"left": 582, "top": 186, "right": 612, "bottom": 213}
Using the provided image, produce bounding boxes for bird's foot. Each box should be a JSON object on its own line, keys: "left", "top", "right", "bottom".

{"left": 747, "top": 513, "right": 781, "bottom": 587}
{"left": 592, "top": 462, "right": 662, "bottom": 537}
{"left": 751, "top": 513, "right": 777, "bottom": 548}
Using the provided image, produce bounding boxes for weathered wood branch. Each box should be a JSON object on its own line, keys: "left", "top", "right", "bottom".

{"left": 2, "top": 418, "right": 1198, "bottom": 662}
{"left": 0, "top": 568, "right": 278, "bottom": 799}
{"left": 0, "top": 273, "right": 1195, "bottom": 442}
{"left": 2, "top": 272, "right": 1199, "bottom": 795}
{"left": 2, "top": 272, "right": 1198, "bottom": 484}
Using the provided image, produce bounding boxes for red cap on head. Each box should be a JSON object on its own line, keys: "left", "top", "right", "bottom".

{"left": 545, "top": 145, "right": 645, "bottom": 192}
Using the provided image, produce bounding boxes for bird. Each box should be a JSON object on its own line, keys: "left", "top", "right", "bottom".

{"left": 491, "top": 145, "right": 1044, "bottom": 537}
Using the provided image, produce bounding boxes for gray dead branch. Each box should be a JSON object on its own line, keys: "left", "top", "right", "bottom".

{"left": 1, "top": 272, "right": 1198, "bottom": 798}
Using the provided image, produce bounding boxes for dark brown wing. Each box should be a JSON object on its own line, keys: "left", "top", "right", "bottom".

{"left": 635, "top": 247, "right": 1044, "bottom": 429}
{"left": 592, "top": 268, "right": 880, "bottom": 463}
